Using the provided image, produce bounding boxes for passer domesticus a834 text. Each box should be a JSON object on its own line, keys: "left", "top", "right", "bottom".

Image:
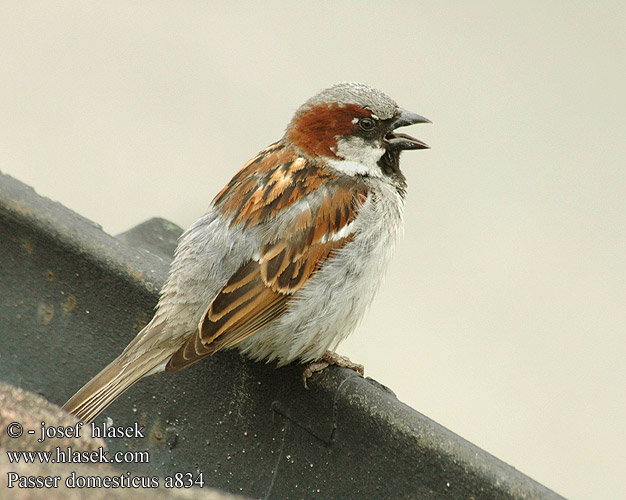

{"left": 64, "top": 82, "right": 430, "bottom": 422}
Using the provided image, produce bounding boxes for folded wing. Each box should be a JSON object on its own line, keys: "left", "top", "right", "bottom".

{"left": 167, "top": 145, "right": 368, "bottom": 371}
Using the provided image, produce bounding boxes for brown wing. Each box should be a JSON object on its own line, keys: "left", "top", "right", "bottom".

{"left": 212, "top": 141, "right": 339, "bottom": 228}
{"left": 166, "top": 152, "right": 368, "bottom": 371}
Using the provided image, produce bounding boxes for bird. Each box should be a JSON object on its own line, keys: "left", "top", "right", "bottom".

{"left": 63, "top": 82, "right": 430, "bottom": 423}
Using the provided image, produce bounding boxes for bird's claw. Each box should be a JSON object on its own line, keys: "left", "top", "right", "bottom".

{"left": 301, "top": 351, "right": 364, "bottom": 389}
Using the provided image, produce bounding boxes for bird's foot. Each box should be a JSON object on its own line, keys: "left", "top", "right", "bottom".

{"left": 301, "top": 351, "right": 364, "bottom": 389}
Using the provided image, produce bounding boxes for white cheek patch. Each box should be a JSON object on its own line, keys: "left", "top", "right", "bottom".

{"left": 327, "top": 159, "right": 380, "bottom": 177}
{"left": 328, "top": 136, "right": 385, "bottom": 177}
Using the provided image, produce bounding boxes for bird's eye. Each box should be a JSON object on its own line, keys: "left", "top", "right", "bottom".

{"left": 358, "top": 117, "right": 376, "bottom": 131}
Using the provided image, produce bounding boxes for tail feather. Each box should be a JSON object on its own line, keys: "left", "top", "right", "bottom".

{"left": 63, "top": 358, "right": 141, "bottom": 423}
{"left": 63, "top": 323, "right": 176, "bottom": 423}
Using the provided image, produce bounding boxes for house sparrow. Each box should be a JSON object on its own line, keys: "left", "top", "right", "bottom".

{"left": 63, "top": 82, "right": 430, "bottom": 423}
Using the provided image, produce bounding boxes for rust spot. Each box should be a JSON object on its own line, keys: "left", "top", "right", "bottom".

{"left": 149, "top": 421, "right": 166, "bottom": 445}
{"left": 133, "top": 312, "right": 148, "bottom": 331}
{"left": 38, "top": 303, "right": 54, "bottom": 326}
{"left": 22, "top": 240, "right": 34, "bottom": 254}
{"left": 61, "top": 295, "right": 77, "bottom": 314}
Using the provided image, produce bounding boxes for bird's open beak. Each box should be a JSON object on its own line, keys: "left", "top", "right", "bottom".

{"left": 384, "top": 108, "right": 431, "bottom": 150}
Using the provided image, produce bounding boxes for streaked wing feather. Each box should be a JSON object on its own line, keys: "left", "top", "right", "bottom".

{"left": 166, "top": 145, "right": 368, "bottom": 372}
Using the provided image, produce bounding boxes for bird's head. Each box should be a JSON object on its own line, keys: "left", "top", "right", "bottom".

{"left": 285, "top": 82, "right": 430, "bottom": 178}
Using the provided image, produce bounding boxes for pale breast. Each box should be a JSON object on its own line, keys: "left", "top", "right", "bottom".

{"left": 237, "top": 178, "right": 405, "bottom": 365}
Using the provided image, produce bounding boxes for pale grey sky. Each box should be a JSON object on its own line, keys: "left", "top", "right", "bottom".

{"left": 2, "top": 2, "right": 625, "bottom": 499}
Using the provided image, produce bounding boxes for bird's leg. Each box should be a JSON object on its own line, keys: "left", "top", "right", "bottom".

{"left": 301, "top": 351, "right": 365, "bottom": 388}
{"left": 322, "top": 351, "right": 365, "bottom": 375}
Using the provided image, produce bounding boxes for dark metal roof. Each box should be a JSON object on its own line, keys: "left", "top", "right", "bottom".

{"left": 0, "top": 172, "right": 566, "bottom": 500}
